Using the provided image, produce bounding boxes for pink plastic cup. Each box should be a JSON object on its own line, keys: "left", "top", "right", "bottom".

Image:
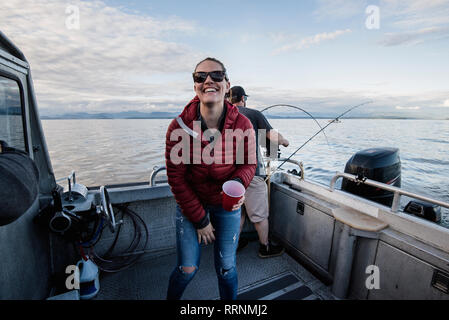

{"left": 222, "top": 180, "right": 245, "bottom": 212}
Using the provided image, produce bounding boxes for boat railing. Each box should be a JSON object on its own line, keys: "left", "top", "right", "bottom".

{"left": 330, "top": 172, "right": 449, "bottom": 213}
{"left": 149, "top": 166, "right": 167, "bottom": 186}
{"left": 149, "top": 158, "right": 304, "bottom": 188}
{"left": 275, "top": 158, "right": 304, "bottom": 178}
{"left": 265, "top": 158, "right": 304, "bottom": 180}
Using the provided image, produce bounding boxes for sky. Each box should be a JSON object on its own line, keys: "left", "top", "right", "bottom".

{"left": 1, "top": 0, "right": 449, "bottom": 118}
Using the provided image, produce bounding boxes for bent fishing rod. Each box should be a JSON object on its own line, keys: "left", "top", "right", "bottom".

{"left": 260, "top": 104, "right": 330, "bottom": 147}
{"left": 265, "top": 100, "right": 374, "bottom": 181}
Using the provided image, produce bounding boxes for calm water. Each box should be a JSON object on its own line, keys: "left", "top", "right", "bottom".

{"left": 41, "top": 118, "right": 449, "bottom": 228}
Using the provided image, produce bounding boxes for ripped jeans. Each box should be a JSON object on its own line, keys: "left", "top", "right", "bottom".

{"left": 167, "top": 205, "right": 241, "bottom": 300}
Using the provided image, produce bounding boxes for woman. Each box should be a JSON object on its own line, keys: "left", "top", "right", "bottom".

{"left": 165, "top": 57, "right": 256, "bottom": 300}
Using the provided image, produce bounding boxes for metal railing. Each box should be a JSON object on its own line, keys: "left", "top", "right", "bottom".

{"left": 150, "top": 158, "right": 303, "bottom": 187}
{"left": 149, "top": 166, "right": 167, "bottom": 187}
{"left": 330, "top": 172, "right": 449, "bottom": 213}
{"left": 275, "top": 158, "right": 304, "bottom": 179}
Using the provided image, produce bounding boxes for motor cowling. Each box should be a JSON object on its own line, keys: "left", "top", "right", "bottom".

{"left": 404, "top": 200, "right": 441, "bottom": 223}
{"left": 341, "top": 147, "right": 401, "bottom": 207}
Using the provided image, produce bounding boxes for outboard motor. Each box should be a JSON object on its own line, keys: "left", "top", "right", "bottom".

{"left": 404, "top": 200, "right": 441, "bottom": 223}
{"left": 341, "top": 147, "right": 401, "bottom": 206}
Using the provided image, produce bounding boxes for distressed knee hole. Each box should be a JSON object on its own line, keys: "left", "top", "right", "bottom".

{"left": 220, "top": 267, "right": 232, "bottom": 276}
{"left": 181, "top": 266, "right": 196, "bottom": 274}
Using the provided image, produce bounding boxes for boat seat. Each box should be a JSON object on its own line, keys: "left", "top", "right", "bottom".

{"left": 332, "top": 207, "right": 388, "bottom": 232}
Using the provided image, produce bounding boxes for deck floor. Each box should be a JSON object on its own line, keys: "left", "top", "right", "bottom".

{"left": 96, "top": 240, "right": 335, "bottom": 300}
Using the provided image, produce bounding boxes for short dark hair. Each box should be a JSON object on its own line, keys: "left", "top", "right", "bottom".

{"left": 194, "top": 57, "right": 229, "bottom": 81}
{"left": 230, "top": 94, "right": 241, "bottom": 104}
{"left": 230, "top": 86, "right": 248, "bottom": 104}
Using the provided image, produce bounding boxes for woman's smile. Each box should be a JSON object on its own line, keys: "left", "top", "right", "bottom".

{"left": 194, "top": 60, "right": 230, "bottom": 105}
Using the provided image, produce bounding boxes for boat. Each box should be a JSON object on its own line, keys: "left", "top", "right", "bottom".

{"left": 1, "top": 30, "right": 448, "bottom": 301}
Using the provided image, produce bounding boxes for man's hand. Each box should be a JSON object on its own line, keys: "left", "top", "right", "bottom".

{"left": 281, "top": 138, "right": 289, "bottom": 147}
{"left": 267, "top": 130, "right": 289, "bottom": 147}
{"left": 197, "top": 222, "right": 215, "bottom": 245}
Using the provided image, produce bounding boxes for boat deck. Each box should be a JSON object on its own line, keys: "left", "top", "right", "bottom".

{"left": 95, "top": 240, "right": 335, "bottom": 300}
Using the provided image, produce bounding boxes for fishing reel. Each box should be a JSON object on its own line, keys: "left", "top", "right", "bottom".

{"left": 36, "top": 172, "right": 98, "bottom": 242}
{"left": 33, "top": 188, "right": 98, "bottom": 243}
{"left": 36, "top": 186, "right": 121, "bottom": 247}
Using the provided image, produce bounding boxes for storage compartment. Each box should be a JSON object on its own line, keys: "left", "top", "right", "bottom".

{"left": 369, "top": 242, "right": 449, "bottom": 300}
{"left": 269, "top": 185, "right": 335, "bottom": 272}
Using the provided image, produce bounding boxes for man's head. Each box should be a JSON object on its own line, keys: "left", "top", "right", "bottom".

{"left": 229, "top": 86, "right": 248, "bottom": 107}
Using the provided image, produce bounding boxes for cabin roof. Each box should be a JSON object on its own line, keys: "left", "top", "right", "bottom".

{"left": 0, "top": 31, "right": 28, "bottom": 68}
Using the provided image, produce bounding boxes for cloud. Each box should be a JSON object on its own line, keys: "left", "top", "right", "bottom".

{"left": 239, "top": 86, "right": 449, "bottom": 119}
{"left": 378, "top": 0, "right": 449, "bottom": 46}
{"left": 0, "top": 0, "right": 200, "bottom": 114}
{"left": 381, "top": 0, "right": 449, "bottom": 27}
{"left": 443, "top": 99, "right": 449, "bottom": 107}
{"left": 379, "top": 26, "right": 449, "bottom": 46}
{"left": 273, "top": 29, "right": 351, "bottom": 54}
{"left": 314, "top": 0, "right": 449, "bottom": 47}
{"left": 239, "top": 33, "right": 262, "bottom": 44}
{"left": 395, "top": 106, "right": 420, "bottom": 110}
{"left": 313, "top": 0, "right": 368, "bottom": 20}
{"left": 268, "top": 32, "right": 295, "bottom": 44}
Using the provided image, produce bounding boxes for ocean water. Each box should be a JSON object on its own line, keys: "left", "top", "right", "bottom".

{"left": 41, "top": 118, "right": 449, "bottom": 228}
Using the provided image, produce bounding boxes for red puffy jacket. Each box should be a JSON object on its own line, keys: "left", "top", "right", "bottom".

{"left": 165, "top": 96, "right": 256, "bottom": 229}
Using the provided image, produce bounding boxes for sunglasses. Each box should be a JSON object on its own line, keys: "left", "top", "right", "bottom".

{"left": 192, "top": 71, "right": 227, "bottom": 83}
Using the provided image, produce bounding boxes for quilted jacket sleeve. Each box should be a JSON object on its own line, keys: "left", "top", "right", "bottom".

{"left": 165, "top": 119, "right": 209, "bottom": 229}
{"left": 229, "top": 115, "right": 256, "bottom": 188}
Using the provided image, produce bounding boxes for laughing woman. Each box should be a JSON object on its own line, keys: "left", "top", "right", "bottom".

{"left": 165, "top": 57, "right": 256, "bottom": 300}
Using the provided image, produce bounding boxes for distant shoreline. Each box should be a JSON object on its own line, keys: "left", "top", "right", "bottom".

{"left": 41, "top": 116, "right": 448, "bottom": 120}
{"left": 38, "top": 110, "right": 449, "bottom": 121}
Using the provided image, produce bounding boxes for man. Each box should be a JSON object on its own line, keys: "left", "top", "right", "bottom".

{"left": 229, "top": 86, "right": 289, "bottom": 258}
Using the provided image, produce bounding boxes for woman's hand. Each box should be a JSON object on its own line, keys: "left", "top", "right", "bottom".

{"left": 220, "top": 191, "right": 246, "bottom": 211}
{"left": 197, "top": 222, "right": 215, "bottom": 244}
{"left": 231, "top": 195, "right": 245, "bottom": 211}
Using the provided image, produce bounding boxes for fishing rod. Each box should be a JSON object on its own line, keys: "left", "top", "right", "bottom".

{"left": 265, "top": 100, "right": 373, "bottom": 181}
{"left": 260, "top": 104, "right": 330, "bottom": 147}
